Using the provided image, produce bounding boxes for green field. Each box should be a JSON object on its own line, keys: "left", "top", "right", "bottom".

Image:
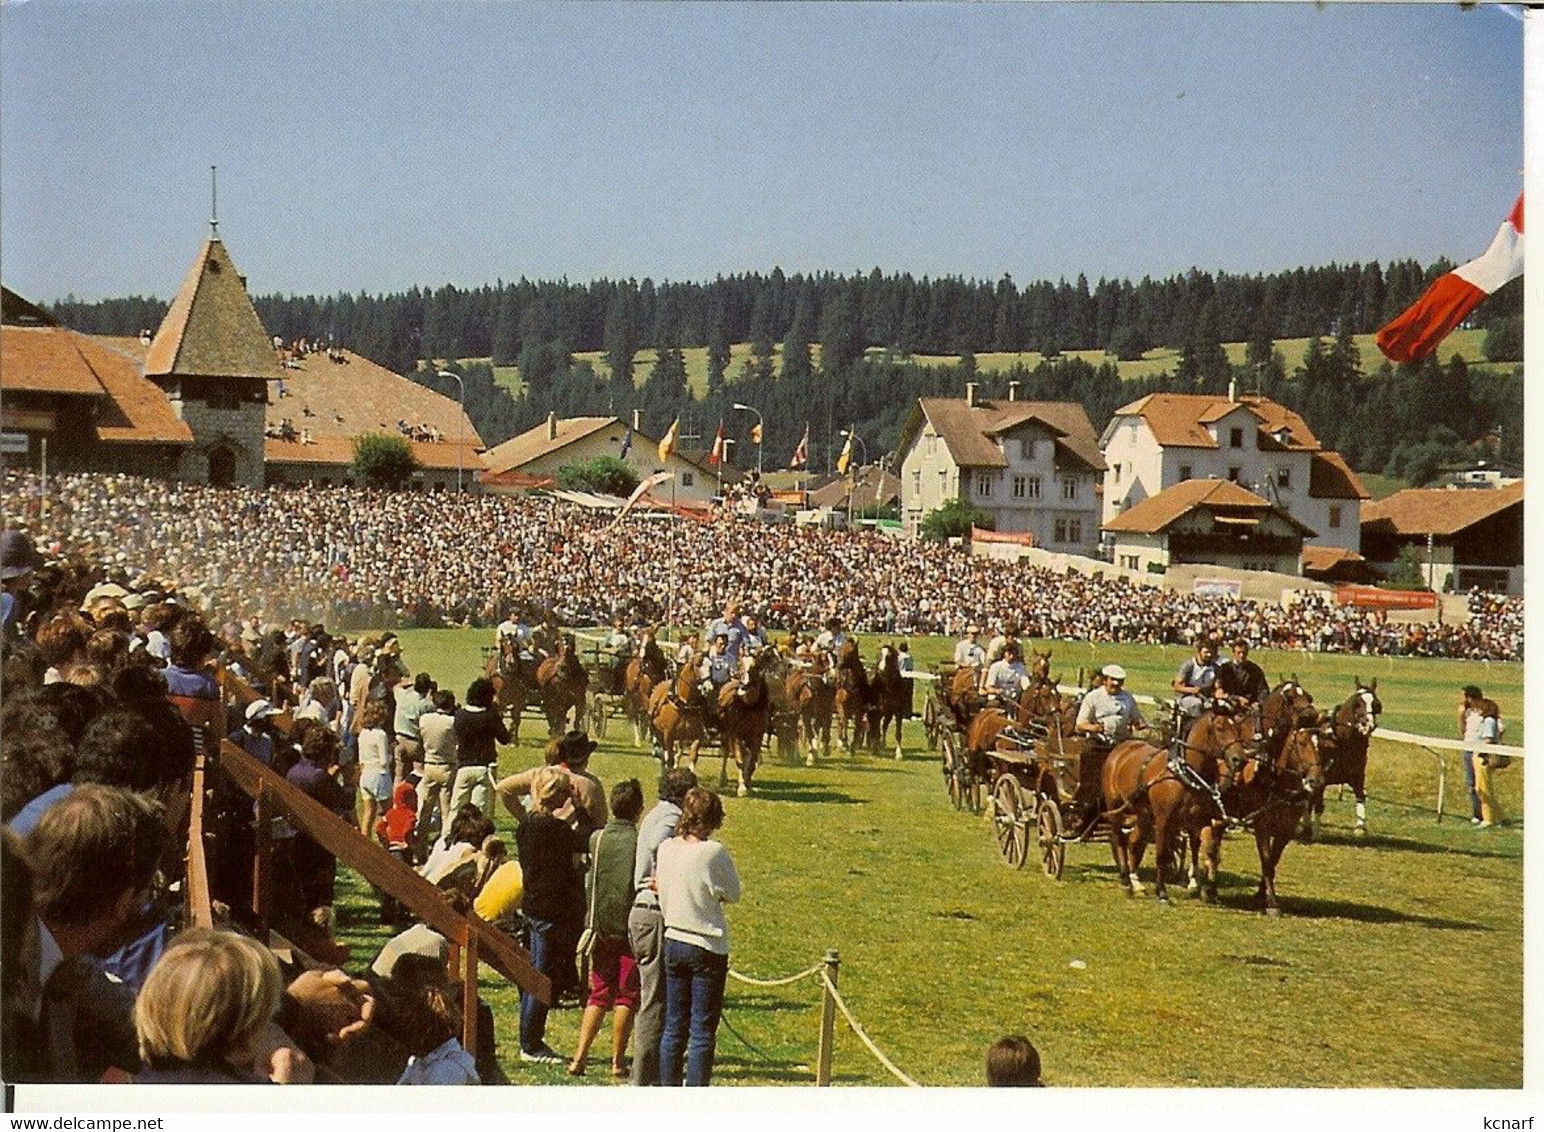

{"left": 460, "top": 327, "right": 1509, "bottom": 399}
{"left": 333, "top": 629, "right": 1523, "bottom": 1088}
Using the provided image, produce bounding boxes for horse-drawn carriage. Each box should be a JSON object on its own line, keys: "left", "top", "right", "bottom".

{"left": 983, "top": 717, "right": 1108, "bottom": 878}
{"left": 579, "top": 639, "right": 632, "bottom": 739}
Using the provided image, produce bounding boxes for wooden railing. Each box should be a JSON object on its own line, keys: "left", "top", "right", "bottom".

{"left": 184, "top": 724, "right": 550, "bottom": 1058}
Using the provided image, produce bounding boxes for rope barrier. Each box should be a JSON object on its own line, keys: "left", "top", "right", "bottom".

{"left": 818, "top": 970, "right": 921, "bottom": 1088}
{"left": 728, "top": 963, "right": 826, "bottom": 988}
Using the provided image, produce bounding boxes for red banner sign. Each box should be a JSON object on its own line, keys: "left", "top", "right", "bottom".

{"left": 1334, "top": 584, "right": 1438, "bottom": 610}
{"left": 971, "top": 526, "right": 1035, "bottom": 546}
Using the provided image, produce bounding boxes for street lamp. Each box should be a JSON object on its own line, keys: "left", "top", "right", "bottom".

{"left": 435, "top": 370, "right": 466, "bottom": 494}
{"left": 719, "top": 438, "right": 737, "bottom": 498}
{"left": 732, "top": 402, "right": 764, "bottom": 477}
{"left": 839, "top": 428, "right": 868, "bottom": 527}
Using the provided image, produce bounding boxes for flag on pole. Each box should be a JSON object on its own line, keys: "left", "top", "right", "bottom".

{"left": 750, "top": 421, "right": 763, "bottom": 445}
{"left": 1376, "top": 194, "right": 1524, "bottom": 364}
{"left": 619, "top": 426, "right": 632, "bottom": 459}
{"left": 788, "top": 424, "right": 809, "bottom": 469}
{"left": 709, "top": 421, "right": 725, "bottom": 466}
{"left": 658, "top": 418, "right": 679, "bottom": 462}
{"left": 607, "top": 470, "right": 674, "bottom": 530}
{"left": 836, "top": 428, "right": 854, "bottom": 475}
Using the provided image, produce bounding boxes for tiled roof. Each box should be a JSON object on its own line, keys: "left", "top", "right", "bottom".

{"left": 807, "top": 467, "right": 901, "bottom": 510}
{"left": 1, "top": 287, "right": 61, "bottom": 327}
{"left": 144, "top": 238, "right": 285, "bottom": 382}
{"left": 1104, "top": 478, "right": 1315, "bottom": 536}
{"left": 481, "top": 416, "right": 617, "bottom": 475}
{"left": 0, "top": 325, "right": 108, "bottom": 395}
{"left": 1301, "top": 545, "right": 1366, "bottom": 574}
{"left": 914, "top": 398, "right": 1105, "bottom": 471}
{"left": 1308, "top": 450, "right": 1370, "bottom": 500}
{"left": 267, "top": 350, "right": 482, "bottom": 452}
{"left": 1111, "top": 393, "right": 1320, "bottom": 452}
{"left": 1361, "top": 481, "right": 1524, "bottom": 538}
{"left": 77, "top": 336, "right": 194, "bottom": 445}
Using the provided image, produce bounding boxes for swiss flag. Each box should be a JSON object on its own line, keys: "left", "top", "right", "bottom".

{"left": 1376, "top": 194, "right": 1523, "bottom": 364}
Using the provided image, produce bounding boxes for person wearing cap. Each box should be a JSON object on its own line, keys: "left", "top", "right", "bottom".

{"left": 953, "top": 626, "right": 986, "bottom": 671}
{"left": 1076, "top": 665, "right": 1146, "bottom": 746}
{"left": 230, "top": 699, "right": 282, "bottom": 769}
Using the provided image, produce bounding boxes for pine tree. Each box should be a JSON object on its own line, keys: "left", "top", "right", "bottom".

{"left": 604, "top": 286, "right": 637, "bottom": 384}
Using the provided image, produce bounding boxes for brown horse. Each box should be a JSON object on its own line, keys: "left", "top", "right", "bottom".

{"left": 1301, "top": 679, "right": 1382, "bottom": 839}
{"left": 865, "top": 643, "right": 910, "bottom": 760}
{"left": 944, "top": 666, "right": 984, "bottom": 731}
{"left": 624, "top": 629, "right": 670, "bottom": 749}
{"left": 788, "top": 651, "right": 836, "bottom": 765}
{"left": 760, "top": 650, "right": 801, "bottom": 762}
{"left": 485, "top": 639, "right": 531, "bottom": 741}
{"left": 1099, "top": 711, "right": 1259, "bottom": 903}
{"left": 535, "top": 635, "right": 589, "bottom": 736}
{"left": 716, "top": 650, "right": 775, "bottom": 796}
{"left": 1199, "top": 723, "right": 1325, "bottom": 914}
{"left": 963, "top": 682, "right": 1067, "bottom": 781}
{"left": 647, "top": 663, "right": 707, "bottom": 769}
{"left": 1028, "top": 648, "right": 1054, "bottom": 687}
{"left": 833, "top": 640, "right": 870, "bottom": 751}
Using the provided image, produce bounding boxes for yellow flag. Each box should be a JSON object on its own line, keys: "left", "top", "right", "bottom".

{"left": 836, "top": 430, "right": 854, "bottom": 475}
{"left": 750, "top": 421, "right": 763, "bottom": 445}
{"left": 658, "top": 418, "right": 679, "bottom": 462}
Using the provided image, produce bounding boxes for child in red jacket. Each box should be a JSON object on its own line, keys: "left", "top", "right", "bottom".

{"left": 375, "top": 780, "right": 418, "bottom": 925}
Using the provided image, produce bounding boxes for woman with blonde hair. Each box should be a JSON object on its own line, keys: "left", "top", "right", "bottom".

{"left": 134, "top": 929, "right": 312, "bottom": 1084}
{"left": 356, "top": 698, "right": 393, "bottom": 836}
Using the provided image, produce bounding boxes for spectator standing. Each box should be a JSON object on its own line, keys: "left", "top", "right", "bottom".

{"left": 449, "top": 678, "right": 509, "bottom": 824}
{"left": 656, "top": 787, "right": 740, "bottom": 1087}
{"left": 415, "top": 689, "right": 459, "bottom": 853}
{"left": 514, "top": 766, "right": 587, "bottom": 1066}
{"left": 394, "top": 672, "right": 434, "bottom": 784}
{"left": 568, "top": 778, "right": 643, "bottom": 1078}
{"left": 355, "top": 699, "right": 393, "bottom": 837}
{"left": 1459, "top": 685, "right": 1487, "bottom": 824}
{"left": 627, "top": 766, "right": 696, "bottom": 1087}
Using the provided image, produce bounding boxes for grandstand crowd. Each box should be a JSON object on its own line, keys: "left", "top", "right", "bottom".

{"left": 1, "top": 471, "right": 1523, "bottom": 662}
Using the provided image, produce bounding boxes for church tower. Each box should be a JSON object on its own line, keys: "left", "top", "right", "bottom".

{"left": 143, "top": 235, "right": 281, "bottom": 486}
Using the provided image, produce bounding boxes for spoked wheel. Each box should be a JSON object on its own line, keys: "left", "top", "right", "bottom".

{"left": 922, "top": 697, "right": 940, "bottom": 751}
{"left": 941, "top": 730, "right": 963, "bottom": 810}
{"left": 993, "top": 776, "right": 1029, "bottom": 869}
{"left": 1038, "top": 796, "right": 1066, "bottom": 879}
{"left": 588, "top": 696, "right": 609, "bottom": 739}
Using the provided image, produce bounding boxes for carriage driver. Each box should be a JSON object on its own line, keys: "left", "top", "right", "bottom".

{"left": 742, "top": 611, "right": 768, "bottom": 655}
{"left": 699, "top": 631, "right": 736, "bottom": 729}
{"left": 813, "top": 616, "right": 847, "bottom": 657}
{"left": 981, "top": 641, "right": 1030, "bottom": 705}
{"left": 953, "top": 625, "right": 986, "bottom": 670}
{"left": 1075, "top": 665, "right": 1147, "bottom": 746}
{"left": 1216, "top": 638, "right": 1268, "bottom": 708}
{"left": 603, "top": 614, "right": 634, "bottom": 694}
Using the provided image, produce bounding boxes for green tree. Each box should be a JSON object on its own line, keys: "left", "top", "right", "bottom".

{"left": 919, "top": 498, "right": 993, "bottom": 542}
{"left": 706, "top": 323, "right": 731, "bottom": 393}
{"left": 351, "top": 433, "right": 421, "bottom": 490}
{"left": 1108, "top": 324, "right": 1149, "bottom": 362}
{"left": 604, "top": 287, "right": 637, "bottom": 385}
{"left": 1383, "top": 544, "right": 1432, "bottom": 591}
{"left": 1483, "top": 315, "right": 1523, "bottom": 363}
{"left": 555, "top": 456, "right": 640, "bottom": 497}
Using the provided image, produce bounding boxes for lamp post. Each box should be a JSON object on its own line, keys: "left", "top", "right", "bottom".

{"left": 720, "top": 438, "right": 737, "bottom": 499}
{"left": 839, "top": 429, "right": 868, "bottom": 527}
{"left": 732, "top": 402, "right": 764, "bottom": 477}
{"left": 435, "top": 370, "right": 466, "bottom": 493}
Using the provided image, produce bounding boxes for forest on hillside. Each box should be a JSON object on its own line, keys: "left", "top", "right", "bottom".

{"left": 51, "top": 261, "right": 1523, "bottom": 481}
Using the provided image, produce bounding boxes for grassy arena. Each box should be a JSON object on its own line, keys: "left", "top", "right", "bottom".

{"left": 333, "top": 631, "right": 1523, "bottom": 1088}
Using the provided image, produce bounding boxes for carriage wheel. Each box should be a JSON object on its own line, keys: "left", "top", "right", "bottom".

{"left": 589, "top": 696, "right": 608, "bottom": 739}
{"left": 993, "top": 776, "right": 1029, "bottom": 869}
{"left": 922, "top": 697, "right": 940, "bottom": 751}
{"left": 941, "top": 731, "right": 963, "bottom": 810}
{"left": 1038, "top": 798, "right": 1066, "bottom": 880}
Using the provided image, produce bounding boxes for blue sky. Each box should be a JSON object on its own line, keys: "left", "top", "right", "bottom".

{"left": 0, "top": 2, "right": 1523, "bottom": 301}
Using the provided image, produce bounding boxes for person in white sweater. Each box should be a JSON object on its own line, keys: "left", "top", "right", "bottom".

{"left": 655, "top": 788, "right": 741, "bottom": 1087}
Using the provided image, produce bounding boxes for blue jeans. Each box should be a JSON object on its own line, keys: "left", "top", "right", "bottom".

{"left": 1463, "top": 748, "right": 1482, "bottom": 818}
{"left": 659, "top": 937, "right": 728, "bottom": 1086}
{"left": 519, "top": 916, "right": 559, "bottom": 1053}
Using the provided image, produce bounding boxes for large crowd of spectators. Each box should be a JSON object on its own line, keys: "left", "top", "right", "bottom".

{"left": 0, "top": 470, "right": 1523, "bottom": 662}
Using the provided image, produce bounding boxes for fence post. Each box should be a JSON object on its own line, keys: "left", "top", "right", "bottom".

{"left": 816, "top": 947, "right": 840, "bottom": 1086}
{"left": 252, "top": 781, "right": 272, "bottom": 932}
{"left": 461, "top": 927, "right": 480, "bottom": 1058}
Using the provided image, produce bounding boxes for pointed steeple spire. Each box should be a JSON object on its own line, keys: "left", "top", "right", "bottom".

{"left": 144, "top": 237, "right": 282, "bottom": 382}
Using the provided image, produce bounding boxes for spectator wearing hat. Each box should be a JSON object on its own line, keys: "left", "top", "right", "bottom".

{"left": 1, "top": 529, "right": 43, "bottom": 639}
{"left": 496, "top": 730, "right": 607, "bottom": 835}
{"left": 514, "top": 766, "right": 588, "bottom": 1066}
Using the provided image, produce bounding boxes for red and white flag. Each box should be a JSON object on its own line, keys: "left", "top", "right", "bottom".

{"left": 788, "top": 424, "right": 810, "bottom": 470}
{"left": 709, "top": 421, "right": 725, "bottom": 466}
{"left": 1376, "top": 194, "right": 1523, "bottom": 364}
